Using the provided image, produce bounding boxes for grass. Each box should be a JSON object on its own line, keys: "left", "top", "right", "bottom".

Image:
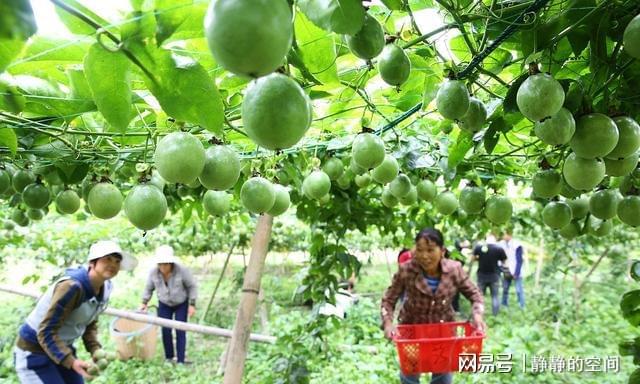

{"left": 0, "top": 248, "right": 637, "bottom": 383}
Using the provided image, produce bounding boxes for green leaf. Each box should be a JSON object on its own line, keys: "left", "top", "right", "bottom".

{"left": 55, "top": 163, "right": 89, "bottom": 185}
{"left": 143, "top": 47, "right": 224, "bottom": 136}
{"left": 381, "top": 0, "right": 405, "bottom": 10}
{"left": 630, "top": 367, "right": 640, "bottom": 384}
{"left": 503, "top": 74, "right": 527, "bottom": 114}
{"left": 54, "top": 0, "right": 111, "bottom": 35}
{"left": 0, "top": 126, "right": 18, "bottom": 155}
{"left": 621, "top": 290, "right": 640, "bottom": 327}
{"left": 0, "top": 0, "right": 36, "bottom": 40}
{"left": 121, "top": 11, "right": 156, "bottom": 44}
{"left": 12, "top": 37, "right": 89, "bottom": 65}
{"left": 9, "top": 37, "right": 91, "bottom": 83}
{"left": 631, "top": 260, "right": 640, "bottom": 282}
{"left": 181, "top": 201, "right": 194, "bottom": 226}
{"left": 298, "top": 0, "right": 365, "bottom": 35}
{"left": 66, "top": 68, "right": 94, "bottom": 100}
{"left": 0, "top": 80, "right": 26, "bottom": 113}
{"left": 484, "top": 118, "right": 508, "bottom": 154}
{"left": 10, "top": 75, "right": 93, "bottom": 117}
{"left": 619, "top": 339, "right": 640, "bottom": 356}
{"left": 482, "top": 48, "right": 512, "bottom": 74}
{"left": 155, "top": 0, "right": 206, "bottom": 44}
{"left": 588, "top": 10, "right": 610, "bottom": 88}
{"left": 567, "top": 27, "right": 590, "bottom": 57}
{"left": 0, "top": 38, "right": 24, "bottom": 73}
{"left": 520, "top": 19, "right": 561, "bottom": 59}
{"left": 448, "top": 130, "right": 474, "bottom": 169}
{"left": 449, "top": 35, "right": 471, "bottom": 63}
{"left": 295, "top": 11, "right": 339, "bottom": 85}
{"left": 84, "top": 44, "right": 133, "bottom": 132}
{"left": 422, "top": 66, "right": 442, "bottom": 110}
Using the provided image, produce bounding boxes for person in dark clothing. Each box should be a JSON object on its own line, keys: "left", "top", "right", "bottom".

{"left": 473, "top": 235, "right": 507, "bottom": 316}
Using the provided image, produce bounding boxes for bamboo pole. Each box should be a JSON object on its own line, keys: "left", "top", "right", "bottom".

{"left": 534, "top": 238, "right": 545, "bottom": 289}
{"left": 0, "top": 284, "right": 276, "bottom": 344}
{"left": 1, "top": 284, "right": 377, "bottom": 355}
{"left": 200, "top": 241, "right": 238, "bottom": 324}
{"left": 223, "top": 214, "right": 274, "bottom": 384}
{"left": 577, "top": 248, "right": 609, "bottom": 290}
{"left": 258, "top": 288, "right": 269, "bottom": 333}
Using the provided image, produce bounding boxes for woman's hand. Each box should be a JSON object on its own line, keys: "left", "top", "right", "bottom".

{"left": 188, "top": 305, "right": 196, "bottom": 317}
{"left": 138, "top": 303, "right": 148, "bottom": 312}
{"left": 472, "top": 313, "right": 487, "bottom": 334}
{"left": 71, "top": 359, "right": 92, "bottom": 378}
{"left": 383, "top": 323, "right": 397, "bottom": 341}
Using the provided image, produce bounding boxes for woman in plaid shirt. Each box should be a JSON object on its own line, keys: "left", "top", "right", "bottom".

{"left": 381, "top": 228, "right": 485, "bottom": 384}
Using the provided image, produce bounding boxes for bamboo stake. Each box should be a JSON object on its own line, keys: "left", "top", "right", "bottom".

{"left": 258, "top": 288, "right": 269, "bottom": 333}
{"left": 0, "top": 284, "right": 276, "bottom": 344}
{"left": 200, "top": 241, "right": 238, "bottom": 324}
{"left": 534, "top": 237, "right": 545, "bottom": 290}
{"left": 571, "top": 245, "right": 581, "bottom": 315}
{"left": 223, "top": 214, "right": 274, "bottom": 384}
{"left": 1, "top": 284, "right": 377, "bottom": 356}
{"left": 577, "top": 248, "right": 609, "bottom": 290}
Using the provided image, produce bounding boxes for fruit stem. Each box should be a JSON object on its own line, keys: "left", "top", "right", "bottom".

{"left": 528, "top": 62, "right": 540, "bottom": 75}
{"left": 361, "top": 126, "right": 374, "bottom": 134}
{"left": 539, "top": 158, "right": 552, "bottom": 170}
{"left": 209, "top": 137, "right": 224, "bottom": 145}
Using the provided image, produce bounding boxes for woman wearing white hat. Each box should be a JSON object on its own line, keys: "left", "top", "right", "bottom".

{"left": 14, "top": 240, "right": 137, "bottom": 383}
{"left": 140, "top": 245, "right": 197, "bottom": 364}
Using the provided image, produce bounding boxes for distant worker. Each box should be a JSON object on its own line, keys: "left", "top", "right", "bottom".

{"left": 140, "top": 245, "right": 197, "bottom": 364}
{"left": 499, "top": 228, "right": 526, "bottom": 309}
{"left": 473, "top": 233, "right": 506, "bottom": 316}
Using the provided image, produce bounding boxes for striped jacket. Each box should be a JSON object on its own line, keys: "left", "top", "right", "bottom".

{"left": 16, "top": 267, "right": 110, "bottom": 368}
{"left": 381, "top": 258, "right": 484, "bottom": 327}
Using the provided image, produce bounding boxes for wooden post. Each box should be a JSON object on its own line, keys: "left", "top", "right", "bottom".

{"left": 223, "top": 214, "right": 273, "bottom": 384}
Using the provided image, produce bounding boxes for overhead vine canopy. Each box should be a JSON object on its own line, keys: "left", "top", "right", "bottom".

{"left": 0, "top": 0, "right": 639, "bottom": 238}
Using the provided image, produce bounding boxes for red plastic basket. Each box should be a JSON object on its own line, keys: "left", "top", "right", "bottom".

{"left": 393, "top": 321, "right": 485, "bottom": 374}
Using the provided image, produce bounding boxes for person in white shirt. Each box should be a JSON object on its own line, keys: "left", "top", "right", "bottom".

{"left": 498, "top": 229, "right": 525, "bottom": 308}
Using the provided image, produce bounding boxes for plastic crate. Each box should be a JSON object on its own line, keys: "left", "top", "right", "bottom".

{"left": 394, "top": 321, "right": 484, "bottom": 374}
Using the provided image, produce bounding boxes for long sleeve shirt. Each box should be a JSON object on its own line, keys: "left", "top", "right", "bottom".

{"left": 142, "top": 263, "right": 198, "bottom": 307}
{"left": 17, "top": 267, "right": 109, "bottom": 369}
{"left": 381, "top": 258, "right": 484, "bottom": 327}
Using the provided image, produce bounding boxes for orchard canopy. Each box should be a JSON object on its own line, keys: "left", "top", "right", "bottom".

{"left": 0, "top": 0, "right": 639, "bottom": 239}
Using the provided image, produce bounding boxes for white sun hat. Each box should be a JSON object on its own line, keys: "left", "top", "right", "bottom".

{"left": 88, "top": 240, "right": 138, "bottom": 271}
{"left": 155, "top": 245, "right": 178, "bottom": 264}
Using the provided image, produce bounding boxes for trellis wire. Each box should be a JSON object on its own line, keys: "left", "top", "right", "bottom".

{"left": 377, "top": 0, "right": 552, "bottom": 136}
